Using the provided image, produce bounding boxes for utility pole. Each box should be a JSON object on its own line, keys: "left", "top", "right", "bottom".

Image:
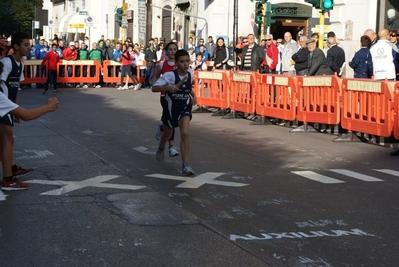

{"left": 233, "top": 0, "right": 238, "bottom": 67}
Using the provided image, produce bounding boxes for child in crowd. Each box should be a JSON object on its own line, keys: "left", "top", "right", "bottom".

{"left": 188, "top": 46, "right": 196, "bottom": 64}
{"left": 191, "top": 52, "right": 207, "bottom": 71}
{"left": 41, "top": 43, "right": 61, "bottom": 94}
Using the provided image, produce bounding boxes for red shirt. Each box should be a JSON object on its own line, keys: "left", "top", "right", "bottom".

{"left": 263, "top": 43, "right": 278, "bottom": 71}
{"left": 41, "top": 50, "right": 60, "bottom": 70}
{"left": 62, "top": 47, "right": 77, "bottom": 61}
{"left": 121, "top": 50, "right": 131, "bottom": 66}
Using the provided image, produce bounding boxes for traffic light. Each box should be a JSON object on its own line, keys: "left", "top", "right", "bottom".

{"left": 116, "top": 7, "right": 123, "bottom": 27}
{"left": 305, "top": 0, "right": 321, "bottom": 9}
{"left": 255, "top": 1, "right": 265, "bottom": 25}
{"left": 321, "top": 0, "right": 334, "bottom": 12}
{"left": 265, "top": 2, "right": 278, "bottom": 26}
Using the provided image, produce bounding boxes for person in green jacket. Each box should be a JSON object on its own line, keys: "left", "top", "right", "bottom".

{"left": 89, "top": 42, "right": 103, "bottom": 88}
{"left": 76, "top": 43, "right": 89, "bottom": 88}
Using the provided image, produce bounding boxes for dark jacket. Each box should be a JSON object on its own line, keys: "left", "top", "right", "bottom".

{"left": 236, "top": 43, "right": 265, "bottom": 72}
{"left": 308, "top": 48, "right": 334, "bottom": 76}
{"left": 291, "top": 47, "right": 310, "bottom": 72}
{"left": 214, "top": 46, "right": 229, "bottom": 67}
{"left": 145, "top": 48, "right": 157, "bottom": 68}
{"left": 327, "top": 45, "right": 346, "bottom": 76}
{"left": 349, "top": 47, "right": 373, "bottom": 78}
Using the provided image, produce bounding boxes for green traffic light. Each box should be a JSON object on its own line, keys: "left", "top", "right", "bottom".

{"left": 323, "top": 0, "right": 333, "bottom": 9}
{"left": 255, "top": 17, "right": 262, "bottom": 24}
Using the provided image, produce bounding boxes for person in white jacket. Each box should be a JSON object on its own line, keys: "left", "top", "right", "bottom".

{"left": 281, "top": 32, "right": 298, "bottom": 75}
{"left": 370, "top": 29, "right": 396, "bottom": 80}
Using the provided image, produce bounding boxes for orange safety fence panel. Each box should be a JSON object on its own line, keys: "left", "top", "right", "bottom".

{"left": 341, "top": 78, "right": 394, "bottom": 137}
{"left": 394, "top": 82, "right": 399, "bottom": 140}
{"left": 20, "top": 60, "right": 48, "bottom": 85}
{"left": 256, "top": 73, "right": 297, "bottom": 121}
{"left": 103, "top": 60, "right": 122, "bottom": 84}
{"left": 230, "top": 71, "right": 257, "bottom": 114}
{"left": 136, "top": 60, "right": 146, "bottom": 84}
{"left": 193, "top": 69, "right": 230, "bottom": 109}
{"left": 296, "top": 75, "right": 341, "bottom": 125}
{"left": 56, "top": 60, "right": 101, "bottom": 84}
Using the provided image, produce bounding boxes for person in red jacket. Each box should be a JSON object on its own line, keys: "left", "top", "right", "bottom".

{"left": 41, "top": 43, "right": 61, "bottom": 94}
{"left": 262, "top": 34, "right": 278, "bottom": 73}
{"left": 62, "top": 42, "right": 78, "bottom": 86}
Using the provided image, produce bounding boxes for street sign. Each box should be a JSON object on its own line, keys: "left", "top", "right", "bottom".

{"left": 69, "top": 23, "right": 85, "bottom": 28}
{"left": 79, "top": 11, "right": 88, "bottom": 16}
{"left": 86, "top": 16, "right": 93, "bottom": 23}
{"left": 33, "top": 21, "right": 40, "bottom": 29}
{"left": 49, "top": 20, "right": 53, "bottom": 25}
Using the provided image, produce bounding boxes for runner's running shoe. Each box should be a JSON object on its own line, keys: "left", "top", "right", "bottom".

{"left": 169, "top": 146, "right": 179, "bottom": 157}
{"left": 1, "top": 177, "right": 28, "bottom": 191}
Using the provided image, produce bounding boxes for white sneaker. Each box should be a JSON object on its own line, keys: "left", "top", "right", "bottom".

{"left": 136, "top": 84, "right": 142, "bottom": 90}
{"left": 76, "top": 84, "right": 81, "bottom": 88}
{"left": 133, "top": 84, "right": 139, "bottom": 90}
{"left": 117, "top": 86, "right": 124, "bottom": 91}
{"left": 122, "top": 85, "right": 129, "bottom": 90}
{"left": 83, "top": 85, "right": 88, "bottom": 88}
{"left": 128, "top": 84, "right": 135, "bottom": 89}
{"left": 95, "top": 85, "right": 102, "bottom": 88}
{"left": 182, "top": 163, "right": 195, "bottom": 176}
{"left": 169, "top": 146, "right": 179, "bottom": 157}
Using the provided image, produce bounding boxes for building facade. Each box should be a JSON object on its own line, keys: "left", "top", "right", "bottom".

{"left": 42, "top": 0, "right": 398, "bottom": 75}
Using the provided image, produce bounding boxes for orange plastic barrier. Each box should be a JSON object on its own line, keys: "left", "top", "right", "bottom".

{"left": 229, "top": 71, "right": 257, "bottom": 114}
{"left": 256, "top": 74, "right": 297, "bottom": 121}
{"left": 103, "top": 60, "right": 146, "bottom": 84}
{"left": 193, "top": 70, "right": 230, "bottom": 109}
{"left": 394, "top": 82, "right": 399, "bottom": 140}
{"left": 56, "top": 60, "right": 102, "bottom": 84}
{"left": 20, "top": 60, "right": 48, "bottom": 85}
{"left": 296, "top": 75, "right": 341, "bottom": 125}
{"left": 136, "top": 60, "right": 146, "bottom": 84}
{"left": 341, "top": 78, "right": 394, "bottom": 137}
{"left": 103, "top": 60, "right": 121, "bottom": 84}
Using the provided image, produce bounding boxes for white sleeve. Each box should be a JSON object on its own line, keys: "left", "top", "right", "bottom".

{"left": 0, "top": 92, "right": 18, "bottom": 117}
{"left": 153, "top": 72, "right": 174, "bottom": 86}
{"left": 0, "top": 57, "right": 11, "bottom": 82}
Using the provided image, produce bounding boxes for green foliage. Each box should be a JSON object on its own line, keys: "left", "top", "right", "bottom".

{"left": 0, "top": 0, "right": 43, "bottom": 36}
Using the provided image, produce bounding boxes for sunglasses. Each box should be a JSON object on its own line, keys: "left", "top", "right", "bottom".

{"left": 391, "top": 34, "right": 397, "bottom": 37}
{"left": 265, "top": 39, "right": 272, "bottom": 41}
{"left": 243, "top": 41, "right": 248, "bottom": 43}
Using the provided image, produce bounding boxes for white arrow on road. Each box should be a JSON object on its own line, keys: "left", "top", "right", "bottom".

{"left": 26, "top": 175, "right": 146, "bottom": 195}
{"left": 133, "top": 146, "right": 155, "bottom": 155}
{"left": 145, "top": 172, "right": 249, "bottom": 189}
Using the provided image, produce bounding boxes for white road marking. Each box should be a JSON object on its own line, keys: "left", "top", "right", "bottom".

{"left": 15, "top": 149, "right": 54, "bottom": 160}
{"left": 145, "top": 172, "right": 249, "bottom": 189}
{"left": 26, "top": 175, "right": 146, "bottom": 195}
{"left": 82, "top": 130, "right": 105, "bottom": 136}
{"left": 329, "top": 169, "right": 383, "bottom": 182}
{"left": 291, "top": 171, "right": 345, "bottom": 184}
{"left": 373, "top": 169, "right": 399, "bottom": 176}
{"left": 133, "top": 146, "right": 155, "bottom": 155}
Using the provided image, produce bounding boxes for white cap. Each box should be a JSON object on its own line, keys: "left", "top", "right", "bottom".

{"left": 388, "top": 9, "right": 395, "bottom": 19}
{"left": 69, "top": 41, "right": 75, "bottom": 46}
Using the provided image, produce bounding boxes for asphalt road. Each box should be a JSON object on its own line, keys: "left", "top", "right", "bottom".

{"left": 0, "top": 86, "right": 398, "bottom": 267}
